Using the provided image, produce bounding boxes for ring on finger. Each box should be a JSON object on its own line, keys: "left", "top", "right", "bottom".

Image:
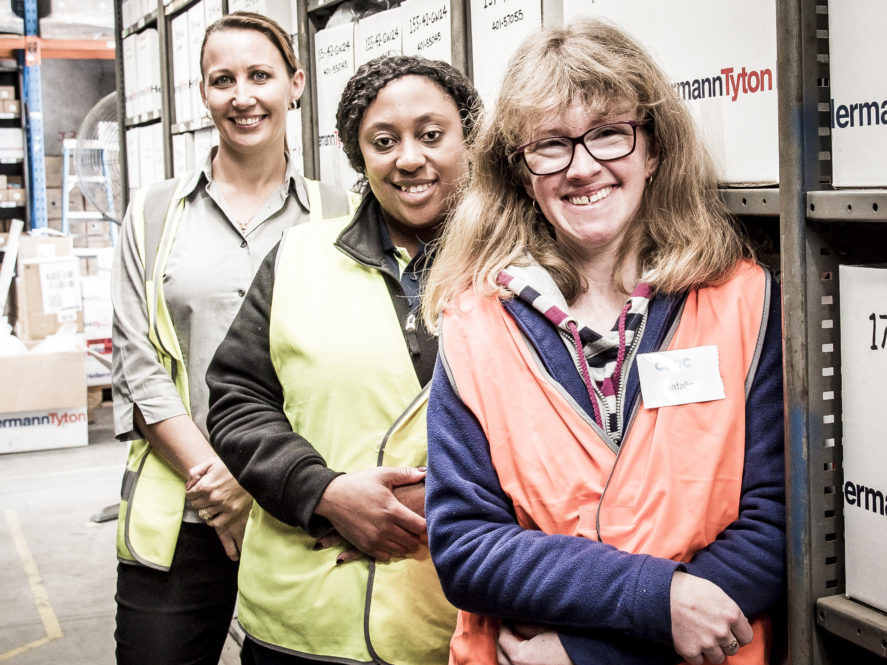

{"left": 200, "top": 508, "right": 212, "bottom": 521}
{"left": 722, "top": 639, "right": 740, "bottom": 654}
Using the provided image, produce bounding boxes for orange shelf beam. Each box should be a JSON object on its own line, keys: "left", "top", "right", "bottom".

{"left": 0, "top": 36, "right": 114, "bottom": 60}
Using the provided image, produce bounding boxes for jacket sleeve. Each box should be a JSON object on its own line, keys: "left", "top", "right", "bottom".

{"left": 426, "top": 351, "right": 682, "bottom": 646}
{"left": 110, "top": 196, "right": 188, "bottom": 441}
{"left": 681, "top": 273, "right": 786, "bottom": 619}
{"left": 205, "top": 244, "right": 342, "bottom": 535}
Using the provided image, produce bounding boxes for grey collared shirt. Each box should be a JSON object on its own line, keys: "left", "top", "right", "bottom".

{"left": 111, "top": 149, "right": 312, "bottom": 441}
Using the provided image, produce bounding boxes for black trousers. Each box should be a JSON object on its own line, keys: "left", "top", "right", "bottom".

{"left": 115, "top": 521, "right": 239, "bottom": 665}
{"left": 241, "top": 638, "right": 343, "bottom": 665}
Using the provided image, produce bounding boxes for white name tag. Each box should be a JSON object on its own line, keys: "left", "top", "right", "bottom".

{"left": 636, "top": 345, "right": 726, "bottom": 409}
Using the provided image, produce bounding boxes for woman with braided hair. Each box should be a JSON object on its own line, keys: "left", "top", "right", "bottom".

{"left": 206, "top": 55, "right": 481, "bottom": 665}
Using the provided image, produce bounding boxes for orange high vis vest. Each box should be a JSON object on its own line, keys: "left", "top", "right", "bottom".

{"left": 439, "top": 261, "right": 772, "bottom": 665}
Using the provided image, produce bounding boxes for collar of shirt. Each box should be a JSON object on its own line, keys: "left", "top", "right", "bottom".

{"left": 376, "top": 210, "right": 430, "bottom": 311}
{"left": 177, "top": 147, "right": 311, "bottom": 215}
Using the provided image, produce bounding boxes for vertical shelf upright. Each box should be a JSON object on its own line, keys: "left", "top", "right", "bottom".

{"left": 20, "top": 0, "right": 45, "bottom": 229}
{"left": 781, "top": 0, "right": 887, "bottom": 663}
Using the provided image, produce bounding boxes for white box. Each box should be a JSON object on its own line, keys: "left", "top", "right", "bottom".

{"left": 171, "top": 12, "right": 192, "bottom": 125}
{"left": 0, "top": 350, "right": 88, "bottom": 454}
{"left": 564, "top": 0, "right": 778, "bottom": 185}
{"left": 355, "top": 6, "right": 402, "bottom": 67}
{"left": 126, "top": 127, "right": 140, "bottom": 192}
{"left": 314, "top": 22, "right": 359, "bottom": 191}
{"left": 470, "top": 0, "right": 541, "bottom": 106}
{"left": 827, "top": 0, "right": 887, "bottom": 187}
{"left": 839, "top": 264, "right": 887, "bottom": 613}
{"left": 401, "top": 0, "right": 452, "bottom": 63}
{"left": 228, "top": 0, "right": 293, "bottom": 32}
{"left": 204, "top": 0, "right": 223, "bottom": 27}
{"left": 188, "top": 4, "right": 206, "bottom": 127}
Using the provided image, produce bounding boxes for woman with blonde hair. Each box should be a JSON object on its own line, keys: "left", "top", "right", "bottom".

{"left": 424, "top": 18, "right": 784, "bottom": 665}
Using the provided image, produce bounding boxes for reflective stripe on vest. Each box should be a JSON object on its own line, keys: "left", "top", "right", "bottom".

{"left": 235, "top": 219, "right": 456, "bottom": 664}
{"left": 440, "top": 261, "right": 772, "bottom": 665}
{"left": 116, "top": 175, "right": 358, "bottom": 571}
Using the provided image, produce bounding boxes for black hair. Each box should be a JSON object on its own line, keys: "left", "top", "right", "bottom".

{"left": 335, "top": 55, "right": 481, "bottom": 176}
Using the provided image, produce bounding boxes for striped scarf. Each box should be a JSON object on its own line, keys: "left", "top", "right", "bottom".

{"left": 498, "top": 269, "right": 651, "bottom": 442}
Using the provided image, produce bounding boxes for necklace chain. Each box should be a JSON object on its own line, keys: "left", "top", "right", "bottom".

{"left": 235, "top": 212, "right": 257, "bottom": 233}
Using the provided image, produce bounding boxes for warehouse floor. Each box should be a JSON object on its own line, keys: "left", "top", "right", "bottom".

{"left": 0, "top": 405, "right": 240, "bottom": 664}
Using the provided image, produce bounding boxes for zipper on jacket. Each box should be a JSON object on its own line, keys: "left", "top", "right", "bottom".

{"left": 404, "top": 312, "right": 421, "bottom": 356}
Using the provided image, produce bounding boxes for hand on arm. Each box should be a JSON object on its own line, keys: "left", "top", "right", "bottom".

{"left": 497, "top": 625, "right": 573, "bottom": 665}
{"left": 669, "top": 571, "right": 753, "bottom": 665}
{"left": 185, "top": 456, "right": 252, "bottom": 560}
{"left": 134, "top": 410, "right": 250, "bottom": 561}
{"left": 313, "top": 466, "right": 427, "bottom": 561}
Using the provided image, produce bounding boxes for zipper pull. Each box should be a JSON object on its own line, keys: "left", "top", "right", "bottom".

{"left": 405, "top": 312, "right": 421, "bottom": 355}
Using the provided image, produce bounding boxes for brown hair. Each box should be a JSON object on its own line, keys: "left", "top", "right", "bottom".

{"left": 200, "top": 11, "right": 299, "bottom": 80}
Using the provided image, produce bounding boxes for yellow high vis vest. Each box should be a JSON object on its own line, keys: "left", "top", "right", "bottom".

{"left": 235, "top": 218, "right": 456, "bottom": 664}
{"left": 116, "top": 175, "right": 359, "bottom": 570}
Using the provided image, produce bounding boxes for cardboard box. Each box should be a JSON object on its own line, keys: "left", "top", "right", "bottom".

{"left": 0, "top": 349, "right": 88, "bottom": 454}
{"left": 14, "top": 235, "right": 84, "bottom": 341}
{"left": 6, "top": 188, "right": 25, "bottom": 205}
{"left": 839, "top": 264, "right": 887, "bottom": 612}
{"left": 1, "top": 100, "right": 20, "bottom": 115}
{"left": 44, "top": 155, "right": 64, "bottom": 187}
{"left": 46, "top": 187, "right": 63, "bottom": 219}
{"left": 0, "top": 127, "right": 23, "bottom": 150}
{"left": 0, "top": 85, "right": 15, "bottom": 100}
{"left": 85, "top": 337, "right": 112, "bottom": 387}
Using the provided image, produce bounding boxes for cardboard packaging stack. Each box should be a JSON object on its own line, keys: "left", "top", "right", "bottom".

{"left": 0, "top": 233, "right": 88, "bottom": 453}
{"left": 44, "top": 154, "right": 114, "bottom": 249}
{"left": 839, "top": 265, "right": 887, "bottom": 613}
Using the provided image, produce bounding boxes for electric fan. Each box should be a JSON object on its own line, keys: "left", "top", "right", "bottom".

{"left": 74, "top": 92, "right": 123, "bottom": 224}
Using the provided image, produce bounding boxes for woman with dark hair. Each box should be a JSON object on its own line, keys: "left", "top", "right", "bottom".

{"left": 205, "top": 55, "right": 481, "bottom": 665}
{"left": 423, "top": 18, "right": 785, "bottom": 665}
{"left": 111, "top": 12, "right": 357, "bottom": 665}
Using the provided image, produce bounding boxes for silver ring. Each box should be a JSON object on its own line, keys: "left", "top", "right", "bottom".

{"left": 723, "top": 639, "right": 739, "bottom": 653}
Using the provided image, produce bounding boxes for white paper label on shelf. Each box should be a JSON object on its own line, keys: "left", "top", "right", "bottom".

{"left": 401, "top": 0, "right": 452, "bottom": 63}
{"left": 469, "top": 0, "right": 542, "bottom": 106}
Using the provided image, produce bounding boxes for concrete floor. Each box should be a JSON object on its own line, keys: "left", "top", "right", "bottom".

{"left": 0, "top": 405, "right": 240, "bottom": 664}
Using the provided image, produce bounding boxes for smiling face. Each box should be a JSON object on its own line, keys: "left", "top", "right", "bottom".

{"left": 522, "top": 99, "right": 659, "bottom": 261}
{"left": 358, "top": 75, "right": 468, "bottom": 243}
{"left": 200, "top": 28, "right": 304, "bottom": 156}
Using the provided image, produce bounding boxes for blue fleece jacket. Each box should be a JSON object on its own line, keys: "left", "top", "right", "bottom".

{"left": 425, "top": 272, "right": 785, "bottom": 665}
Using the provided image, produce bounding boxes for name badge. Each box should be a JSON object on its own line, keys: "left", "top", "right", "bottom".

{"left": 636, "top": 345, "right": 725, "bottom": 409}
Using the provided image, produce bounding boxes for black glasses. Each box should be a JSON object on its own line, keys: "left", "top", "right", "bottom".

{"left": 514, "top": 120, "right": 644, "bottom": 176}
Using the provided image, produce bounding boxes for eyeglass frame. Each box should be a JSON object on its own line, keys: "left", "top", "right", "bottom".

{"left": 513, "top": 120, "right": 646, "bottom": 176}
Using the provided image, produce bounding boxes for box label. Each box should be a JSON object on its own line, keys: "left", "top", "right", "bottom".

{"left": 0, "top": 407, "right": 88, "bottom": 454}
{"left": 839, "top": 264, "right": 887, "bottom": 612}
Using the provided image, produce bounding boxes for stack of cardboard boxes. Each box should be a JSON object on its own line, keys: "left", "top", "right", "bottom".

{"left": 0, "top": 84, "right": 26, "bottom": 214}
{"left": 0, "top": 233, "right": 89, "bottom": 453}
{"left": 44, "top": 153, "right": 114, "bottom": 249}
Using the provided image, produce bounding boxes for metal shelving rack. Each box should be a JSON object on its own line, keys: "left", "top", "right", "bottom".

{"left": 2, "top": 0, "right": 115, "bottom": 230}
{"left": 780, "top": 0, "right": 887, "bottom": 663}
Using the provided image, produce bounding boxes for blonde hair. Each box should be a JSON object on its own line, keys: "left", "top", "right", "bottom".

{"left": 423, "top": 18, "right": 750, "bottom": 328}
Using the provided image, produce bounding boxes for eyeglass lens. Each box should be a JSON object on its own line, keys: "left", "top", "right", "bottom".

{"left": 523, "top": 122, "right": 637, "bottom": 175}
